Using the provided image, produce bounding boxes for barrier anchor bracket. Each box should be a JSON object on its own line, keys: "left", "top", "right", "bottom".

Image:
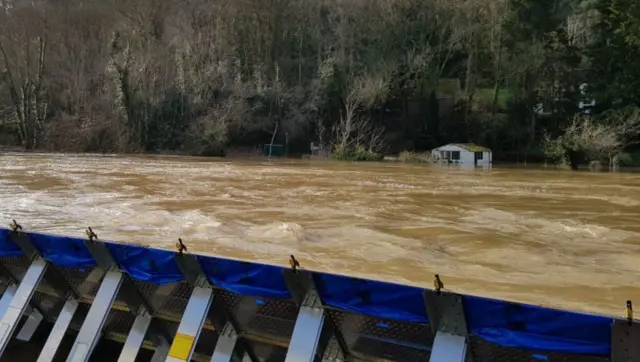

{"left": 612, "top": 319, "right": 640, "bottom": 361}
{"left": 424, "top": 290, "right": 471, "bottom": 362}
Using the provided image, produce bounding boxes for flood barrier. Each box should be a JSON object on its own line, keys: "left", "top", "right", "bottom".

{"left": 0, "top": 223, "right": 636, "bottom": 361}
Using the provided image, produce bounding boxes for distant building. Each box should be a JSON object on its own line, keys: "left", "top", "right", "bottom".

{"left": 431, "top": 143, "right": 492, "bottom": 165}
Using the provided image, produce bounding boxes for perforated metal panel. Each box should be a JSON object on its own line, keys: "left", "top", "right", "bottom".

{"left": 157, "top": 281, "right": 192, "bottom": 316}
{"left": 52, "top": 265, "right": 101, "bottom": 298}
{"left": 69, "top": 303, "right": 91, "bottom": 330}
{"left": 130, "top": 279, "right": 159, "bottom": 302}
{"left": 248, "top": 338, "right": 288, "bottom": 362}
{"left": 469, "top": 335, "right": 610, "bottom": 362}
{"left": 103, "top": 308, "right": 136, "bottom": 335}
{"left": 194, "top": 327, "right": 220, "bottom": 356}
{"left": 327, "top": 309, "right": 433, "bottom": 361}
{"left": 0, "top": 256, "right": 30, "bottom": 280}
{"left": 31, "top": 291, "right": 63, "bottom": 320}
{"left": 215, "top": 290, "right": 298, "bottom": 342}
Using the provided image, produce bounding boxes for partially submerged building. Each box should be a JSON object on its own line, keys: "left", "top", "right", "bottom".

{"left": 431, "top": 143, "right": 492, "bottom": 165}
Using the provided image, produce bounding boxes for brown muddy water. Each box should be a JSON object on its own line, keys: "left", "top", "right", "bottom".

{"left": 1, "top": 152, "right": 639, "bottom": 318}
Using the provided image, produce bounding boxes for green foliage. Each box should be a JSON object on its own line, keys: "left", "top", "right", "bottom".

{"left": 542, "top": 134, "right": 571, "bottom": 166}
{"left": 616, "top": 152, "right": 640, "bottom": 167}
{"left": 588, "top": 0, "right": 640, "bottom": 107}
{"left": 332, "top": 145, "right": 383, "bottom": 162}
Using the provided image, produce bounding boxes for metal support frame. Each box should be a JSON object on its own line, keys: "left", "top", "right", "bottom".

{"left": 7, "top": 223, "right": 87, "bottom": 354}
{"left": 283, "top": 270, "right": 345, "bottom": 362}
{"left": 424, "top": 290, "right": 470, "bottom": 362}
{"left": 172, "top": 252, "right": 253, "bottom": 362}
{"left": 76, "top": 268, "right": 107, "bottom": 297}
{"left": 84, "top": 239, "right": 150, "bottom": 315}
{"left": 63, "top": 237, "right": 129, "bottom": 362}
{"left": 210, "top": 322, "right": 243, "bottom": 362}
{"left": 9, "top": 228, "right": 77, "bottom": 300}
{"left": 16, "top": 308, "right": 44, "bottom": 341}
{"left": 611, "top": 319, "right": 640, "bottom": 361}
{"left": 38, "top": 298, "right": 79, "bottom": 362}
{"left": 118, "top": 310, "right": 153, "bottom": 362}
{"left": 148, "top": 283, "right": 178, "bottom": 312}
{"left": 166, "top": 278, "right": 214, "bottom": 362}
{"left": 150, "top": 337, "right": 171, "bottom": 362}
{"left": 0, "top": 284, "right": 17, "bottom": 319}
{"left": 37, "top": 265, "right": 108, "bottom": 362}
{"left": 0, "top": 258, "right": 47, "bottom": 355}
{"left": 286, "top": 303, "right": 325, "bottom": 362}
{"left": 173, "top": 253, "right": 205, "bottom": 287}
{"left": 66, "top": 270, "right": 124, "bottom": 362}
{"left": 83, "top": 234, "right": 169, "bottom": 362}
{"left": 118, "top": 282, "right": 179, "bottom": 362}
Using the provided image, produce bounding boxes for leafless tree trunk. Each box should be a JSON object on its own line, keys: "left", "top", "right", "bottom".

{"left": 0, "top": 3, "right": 50, "bottom": 149}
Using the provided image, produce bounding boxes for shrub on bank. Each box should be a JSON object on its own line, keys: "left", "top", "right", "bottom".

{"left": 397, "top": 150, "right": 431, "bottom": 163}
{"left": 332, "top": 145, "right": 383, "bottom": 161}
{"left": 616, "top": 152, "right": 640, "bottom": 167}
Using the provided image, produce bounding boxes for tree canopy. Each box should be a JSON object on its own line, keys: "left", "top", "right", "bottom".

{"left": 0, "top": 0, "right": 638, "bottom": 164}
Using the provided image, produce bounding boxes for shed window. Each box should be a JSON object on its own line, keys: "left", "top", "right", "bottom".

{"left": 475, "top": 151, "right": 483, "bottom": 160}
{"left": 451, "top": 151, "right": 460, "bottom": 160}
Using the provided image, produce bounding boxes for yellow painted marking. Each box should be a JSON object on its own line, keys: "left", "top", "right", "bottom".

{"left": 168, "top": 333, "right": 195, "bottom": 360}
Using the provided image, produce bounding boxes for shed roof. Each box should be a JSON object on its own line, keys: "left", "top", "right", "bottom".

{"left": 438, "top": 143, "right": 491, "bottom": 152}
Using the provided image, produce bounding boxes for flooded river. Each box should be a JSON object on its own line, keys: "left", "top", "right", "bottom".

{"left": 1, "top": 153, "right": 639, "bottom": 317}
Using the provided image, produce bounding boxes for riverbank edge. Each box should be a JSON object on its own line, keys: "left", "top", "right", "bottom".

{"left": 4, "top": 146, "right": 640, "bottom": 171}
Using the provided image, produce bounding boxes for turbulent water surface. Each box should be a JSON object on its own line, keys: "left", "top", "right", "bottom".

{"left": 1, "top": 152, "right": 639, "bottom": 317}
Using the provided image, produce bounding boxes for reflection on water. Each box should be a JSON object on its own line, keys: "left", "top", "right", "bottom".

{"left": 1, "top": 152, "right": 639, "bottom": 317}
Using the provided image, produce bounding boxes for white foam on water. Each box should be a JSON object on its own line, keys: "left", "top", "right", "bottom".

{"left": 2, "top": 153, "right": 640, "bottom": 316}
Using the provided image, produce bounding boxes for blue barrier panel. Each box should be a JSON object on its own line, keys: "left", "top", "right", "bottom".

{"left": 313, "top": 272, "right": 428, "bottom": 324}
{"left": 0, "top": 228, "right": 620, "bottom": 357}
{"left": 29, "top": 232, "right": 97, "bottom": 268}
{"left": 106, "top": 243, "right": 184, "bottom": 285}
{"left": 0, "top": 229, "right": 23, "bottom": 257}
{"left": 198, "top": 255, "right": 290, "bottom": 299}
{"left": 463, "top": 295, "right": 612, "bottom": 355}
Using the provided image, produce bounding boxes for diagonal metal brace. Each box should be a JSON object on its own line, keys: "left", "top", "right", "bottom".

{"left": 84, "top": 237, "right": 152, "bottom": 316}
{"left": 173, "top": 250, "right": 256, "bottom": 361}
{"left": 283, "top": 269, "right": 347, "bottom": 361}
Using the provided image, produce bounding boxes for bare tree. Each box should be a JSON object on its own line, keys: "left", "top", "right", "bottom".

{"left": 0, "top": 1, "right": 50, "bottom": 148}
{"left": 544, "top": 110, "right": 640, "bottom": 169}
{"left": 334, "top": 74, "right": 387, "bottom": 152}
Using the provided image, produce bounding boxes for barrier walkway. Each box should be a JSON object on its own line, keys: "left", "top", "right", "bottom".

{"left": 0, "top": 222, "right": 636, "bottom": 361}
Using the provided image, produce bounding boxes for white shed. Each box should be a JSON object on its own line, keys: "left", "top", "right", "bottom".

{"left": 431, "top": 143, "right": 492, "bottom": 165}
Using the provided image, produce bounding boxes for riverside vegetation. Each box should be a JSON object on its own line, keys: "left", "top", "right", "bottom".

{"left": 0, "top": 0, "right": 639, "bottom": 168}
